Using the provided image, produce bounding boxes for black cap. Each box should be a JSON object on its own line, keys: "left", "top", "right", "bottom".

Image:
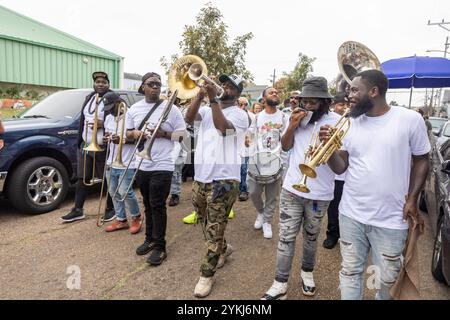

{"left": 102, "top": 92, "right": 125, "bottom": 112}
{"left": 92, "top": 71, "right": 110, "bottom": 83}
{"left": 333, "top": 92, "right": 348, "bottom": 104}
{"left": 138, "top": 72, "right": 162, "bottom": 94}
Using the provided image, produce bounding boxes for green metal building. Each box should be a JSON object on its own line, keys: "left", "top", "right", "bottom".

{"left": 0, "top": 5, "right": 123, "bottom": 90}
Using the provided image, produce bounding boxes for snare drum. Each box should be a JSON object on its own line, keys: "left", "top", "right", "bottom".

{"left": 248, "top": 152, "right": 283, "bottom": 184}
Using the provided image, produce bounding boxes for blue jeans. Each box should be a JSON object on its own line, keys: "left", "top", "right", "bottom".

{"left": 170, "top": 163, "right": 184, "bottom": 196}
{"left": 240, "top": 157, "right": 249, "bottom": 193}
{"left": 339, "top": 214, "right": 408, "bottom": 300}
{"left": 106, "top": 168, "right": 140, "bottom": 221}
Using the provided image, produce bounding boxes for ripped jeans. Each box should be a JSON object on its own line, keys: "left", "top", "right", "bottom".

{"left": 275, "top": 189, "right": 329, "bottom": 283}
{"left": 339, "top": 214, "right": 408, "bottom": 300}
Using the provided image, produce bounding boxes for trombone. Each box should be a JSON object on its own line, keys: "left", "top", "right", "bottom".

{"left": 83, "top": 94, "right": 104, "bottom": 186}
{"left": 293, "top": 123, "right": 319, "bottom": 194}
{"left": 96, "top": 102, "right": 127, "bottom": 227}
{"left": 113, "top": 90, "right": 179, "bottom": 202}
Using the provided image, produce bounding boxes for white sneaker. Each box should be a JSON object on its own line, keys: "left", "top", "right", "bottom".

{"left": 194, "top": 276, "right": 215, "bottom": 298}
{"left": 261, "top": 280, "right": 288, "bottom": 300}
{"left": 254, "top": 214, "right": 264, "bottom": 230}
{"left": 263, "top": 223, "right": 273, "bottom": 239}
{"left": 217, "top": 244, "right": 233, "bottom": 269}
{"left": 301, "top": 270, "right": 316, "bottom": 296}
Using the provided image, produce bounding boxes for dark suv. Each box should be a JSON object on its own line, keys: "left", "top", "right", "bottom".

{"left": 420, "top": 139, "right": 450, "bottom": 285}
{"left": 0, "top": 89, "right": 144, "bottom": 214}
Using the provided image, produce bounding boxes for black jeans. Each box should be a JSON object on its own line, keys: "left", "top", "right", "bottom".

{"left": 326, "top": 180, "right": 344, "bottom": 240}
{"left": 74, "top": 148, "right": 113, "bottom": 211}
{"left": 137, "top": 170, "right": 173, "bottom": 251}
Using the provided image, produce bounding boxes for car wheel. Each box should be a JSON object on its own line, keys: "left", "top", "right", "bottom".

{"left": 418, "top": 190, "right": 427, "bottom": 213}
{"left": 7, "top": 157, "right": 69, "bottom": 214}
{"left": 431, "top": 216, "right": 446, "bottom": 283}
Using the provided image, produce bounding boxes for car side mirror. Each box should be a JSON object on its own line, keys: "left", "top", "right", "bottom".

{"left": 433, "top": 131, "right": 440, "bottom": 137}
{"left": 441, "top": 160, "right": 450, "bottom": 175}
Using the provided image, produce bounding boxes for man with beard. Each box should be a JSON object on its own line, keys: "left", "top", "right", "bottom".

{"left": 248, "top": 87, "right": 287, "bottom": 239}
{"left": 261, "top": 77, "right": 340, "bottom": 300}
{"left": 185, "top": 74, "right": 249, "bottom": 298}
{"left": 320, "top": 70, "right": 430, "bottom": 300}
{"left": 61, "top": 71, "right": 115, "bottom": 223}
{"left": 323, "top": 93, "right": 350, "bottom": 249}
{"left": 128, "top": 72, "right": 187, "bottom": 266}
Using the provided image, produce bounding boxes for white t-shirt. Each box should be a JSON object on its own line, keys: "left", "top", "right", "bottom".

{"left": 241, "top": 112, "right": 256, "bottom": 158}
{"left": 250, "top": 109, "right": 287, "bottom": 155}
{"left": 283, "top": 112, "right": 341, "bottom": 201}
{"left": 104, "top": 113, "right": 136, "bottom": 169}
{"left": 127, "top": 99, "right": 187, "bottom": 172}
{"left": 336, "top": 172, "right": 346, "bottom": 182}
{"left": 82, "top": 95, "right": 105, "bottom": 145}
{"left": 194, "top": 105, "right": 250, "bottom": 183}
{"left": 339, "top": 106, "right": 431, "bottom": 230}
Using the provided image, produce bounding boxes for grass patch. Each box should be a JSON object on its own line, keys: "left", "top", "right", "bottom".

{"left": 0, "top": 109, "right": 25, "bottom": 119}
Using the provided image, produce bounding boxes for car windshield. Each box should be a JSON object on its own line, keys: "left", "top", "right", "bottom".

{"left": 20, "top": 90, "right": 88, "bottom": 120}
{"left": 443, "top": 124, "right": 450, "bottom": 137}
{"left": 429, "top": 118, "right": 447, "bottom": 132}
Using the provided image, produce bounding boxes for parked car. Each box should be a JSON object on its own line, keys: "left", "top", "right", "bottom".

{"left": 429, "top": 117, "right": 448, "bottom": 136}
{"left": 419, "top": 138, "right": 450, "bottom": 285}
{"left": 436, "top": 121, "right": 450, "bottom": 146}
{"left": 0, "top": 89, "right": 144, "bottom": 214}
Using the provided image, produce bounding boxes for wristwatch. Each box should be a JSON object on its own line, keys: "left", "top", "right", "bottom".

{"left": 210, "top": 98, "right": 220, "bottom": 106}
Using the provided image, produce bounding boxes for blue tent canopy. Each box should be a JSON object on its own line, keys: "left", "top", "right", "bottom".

{"left": 382, "top": 56, "right": 450, "bottom": 89}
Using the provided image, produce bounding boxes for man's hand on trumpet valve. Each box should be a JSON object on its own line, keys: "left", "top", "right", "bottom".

{"left": 204, "top": 82, "right": 219, "bottom": 101}
{"left": 319, "top": 125, "right": 336, "bottom": 144}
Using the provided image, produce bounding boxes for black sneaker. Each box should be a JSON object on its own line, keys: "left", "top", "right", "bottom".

{"left": 147, "top": 249, "right": 167, "bottom": 266}
{"left": 323, "top": 236, "right": 339, "bottom": 249}
{"left": 60, "top": 208, "right": 85, "bottom": 223}
{"left": 102, "top": 208, "right": 116, "bottom": 223}
{"left": 168, "top": 195, "right": 180, "bottom": 207}
{"left": 136, "top": 241, "right": 155, "bottom": 256}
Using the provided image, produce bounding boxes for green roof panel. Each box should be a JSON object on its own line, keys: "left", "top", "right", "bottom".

{"left": 0, "top": 4, "right": 122, "bottom": 60}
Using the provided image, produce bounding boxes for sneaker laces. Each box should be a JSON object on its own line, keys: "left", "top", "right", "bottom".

{"left": 301, "top": 271, "right": 315, "bottom": 288}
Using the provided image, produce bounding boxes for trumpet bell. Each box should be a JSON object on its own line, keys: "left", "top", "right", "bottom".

{"left": 293, "top": 184, "right": 310, "bottom": 194}
{"left": 299, "top": 164, "right": 317, "bottom": 179}
{"left": 168, "top": 55, "right": 208, "bottom": 100}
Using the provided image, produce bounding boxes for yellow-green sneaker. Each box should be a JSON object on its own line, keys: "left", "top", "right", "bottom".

{"left": 228, "top": 208, "right": 235, "bottom": 220}
{"left": 183, "top": 211, "right": 198, "bottom": 224}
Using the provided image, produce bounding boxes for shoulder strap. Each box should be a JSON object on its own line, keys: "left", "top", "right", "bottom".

{"left": 138, "top": 99, "right": 164, "bottom": 130}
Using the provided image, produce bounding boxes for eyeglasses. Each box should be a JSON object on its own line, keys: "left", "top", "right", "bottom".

{"left": 239, "top": 103, "right": 248, "bottom": 107}
{"left": 301, "top": 98, "right": 320, "bottom": 106}
{"left": 145, "top": 82, "right": 162, "bottom": 89}
{"left": 290, "top": 96, "right": 301, "bottom": 100}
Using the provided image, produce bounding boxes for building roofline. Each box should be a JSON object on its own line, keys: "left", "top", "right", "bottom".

{"left": 0, "top": 4, "right": 122, "bottom": 60}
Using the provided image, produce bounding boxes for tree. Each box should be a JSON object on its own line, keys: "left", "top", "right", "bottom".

{"left": 273, "top": 53, "right": 315, "bottom": 100}
{"left": 161, "top": 3, "right": 254, "bottom": 81}
{"left": 284, "top": 53, "right": 315, "bottom": 93}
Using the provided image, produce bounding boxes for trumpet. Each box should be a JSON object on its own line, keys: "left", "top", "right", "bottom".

{"left": 168, "top": 55, "right": 223, "bottom": 100}
{"left": 96, "top": 102, "right": 127, "bottom": 227}
{"left": 83, "top": 94, "right": 104, "bottom": 186}
{"left": 300, "top": 112, "right": 350, "bottom": 179}
{"left": 292, "top": 123, "right": 319, "bottom": 194}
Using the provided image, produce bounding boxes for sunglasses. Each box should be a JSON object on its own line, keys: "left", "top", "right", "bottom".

{"left": 145, "top": 82, "right": 162, "bottom": 88}
{"left": 239, "top": 103, "right": 248, "bottom": 106}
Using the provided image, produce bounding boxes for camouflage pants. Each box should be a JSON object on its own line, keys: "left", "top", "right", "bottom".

{"left": 192, "top": 180, "right": 239, "bottom": 278}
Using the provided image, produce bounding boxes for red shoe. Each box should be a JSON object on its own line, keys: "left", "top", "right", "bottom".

{"left": 105, "top": 220, "right": 129, "bottom": 233}
{"left": 129, "top": 215, "right": 143, "bottom": 235}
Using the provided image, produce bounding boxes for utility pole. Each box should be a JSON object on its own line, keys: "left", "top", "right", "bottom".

{"left": 427, "top": 20, "right": 450, "bottom": 114}
{"left": 272, "top": 69, "right": 276, "bottom": 86}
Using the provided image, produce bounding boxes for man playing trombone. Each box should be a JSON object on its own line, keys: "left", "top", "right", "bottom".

{"left": 61, "top": 71, "right": 115, "bottom": 223}
{"left": 126, "top": 72, "right": 187, "bottom": 266}
{"left": 101, "top": 92, "right": 143, "bottom": 234}
{"left": 262, "top": 77, "right": 340, "bottom": 300}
